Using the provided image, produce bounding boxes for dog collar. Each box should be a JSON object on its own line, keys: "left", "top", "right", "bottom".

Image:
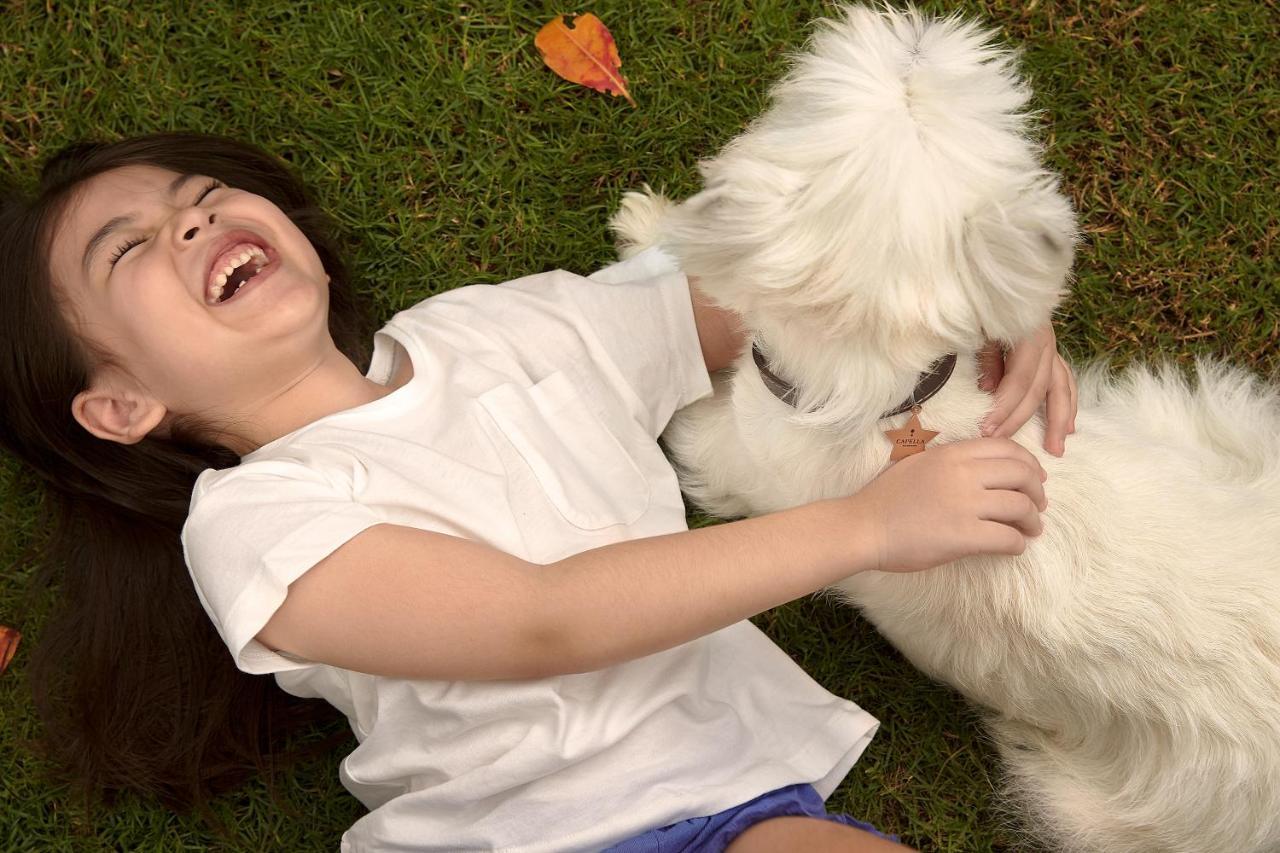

{"left": 751, "top": 342, "right": 958, "bottom": 419}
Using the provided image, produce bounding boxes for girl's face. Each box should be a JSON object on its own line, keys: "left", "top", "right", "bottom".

{"left": 49, "top": 164, "right": 334, "bottom": 442}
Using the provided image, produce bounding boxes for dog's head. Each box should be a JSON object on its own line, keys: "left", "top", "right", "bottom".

{"left": 663, "top": 6, "right": 1078, "bottom": 361}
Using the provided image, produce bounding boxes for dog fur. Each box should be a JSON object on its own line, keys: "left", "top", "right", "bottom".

{"left": 609, "top": 6, "right": 1280, "bottom": 852}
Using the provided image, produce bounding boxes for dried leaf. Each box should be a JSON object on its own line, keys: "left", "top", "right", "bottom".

{"left": 535, "top": 14, "right": 635, "bottom": 107}
{"left": 0, "top": 625, "right": 19, "bottom": 675}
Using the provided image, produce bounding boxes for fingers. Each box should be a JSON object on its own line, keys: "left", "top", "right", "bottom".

{"left": 978, "top": 458, "right": 1048, "bottom": 511}
{"left": 976, "top": 340, "right": 1005, "bottom": 393}
{"left": 1063, "top": 355, "right": 1078, "bottom": 434}
{"left": 988, "top": 342, "right": 1055, "bottom": 440}
{"left": 980, "top": 329, "right": 1053, "bottom": 435}
{"left": 958, "top": 436, "right": 1047, "bottom": 483}
{"left": 975, "top": 520, "right": 1032, "bottom": 556}
{"left": 978, "top": 490, "right": 1044, "bottom": 537}
{"left": 1042, "top": 355, "right": 1074, "bottom": 456}
{"left": 967, "top": 446, "right": 1047, "bottom": 541}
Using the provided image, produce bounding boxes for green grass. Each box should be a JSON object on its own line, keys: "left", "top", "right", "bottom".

{"left": 1, "top": 0, "right": 1277, "bottom": 849}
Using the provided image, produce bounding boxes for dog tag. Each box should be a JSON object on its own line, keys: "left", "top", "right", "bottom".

{"left": 884, "top": 405, "right": 940, "bottom": 462}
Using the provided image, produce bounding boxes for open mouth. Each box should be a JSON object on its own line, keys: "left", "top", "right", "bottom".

{"left": 205, "top": 239, "right": 277, "bottom": 305}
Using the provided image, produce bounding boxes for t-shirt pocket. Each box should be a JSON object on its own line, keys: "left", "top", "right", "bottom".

{"left": 478, "top": 370, "right": 651, "bottom": 531}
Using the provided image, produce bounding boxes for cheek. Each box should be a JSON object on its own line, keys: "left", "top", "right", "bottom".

{"left": 131, "top": 312, "right": 218, "bottom": 397}
{"left": 286, "top": 232, "right": 328, "bottom": 279}
{"left": 109, "top": 267, "right": 194, "bottom": 356}
{"left": 122, "top": 260, "right": 181, "bottom": 305}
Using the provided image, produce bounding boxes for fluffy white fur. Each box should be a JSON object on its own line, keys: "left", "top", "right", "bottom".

{"left": 610, "top": 6, "right": 1280, "bottom": 852}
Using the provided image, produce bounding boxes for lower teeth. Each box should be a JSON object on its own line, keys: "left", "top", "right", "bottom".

{"left": 211, "top": 261, "right": 266, "bottom": 304}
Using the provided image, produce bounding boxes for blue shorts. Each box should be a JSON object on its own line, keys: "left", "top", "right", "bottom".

{"left": 603, "top": 784, "right": 898, "bottom": 852}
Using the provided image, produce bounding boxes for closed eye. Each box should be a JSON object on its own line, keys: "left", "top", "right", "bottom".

{"left": 107, "top": 179, "right": 224, "bottom": 269}
{"left": 108, "top": 236, "right": 145, "bottom": 267}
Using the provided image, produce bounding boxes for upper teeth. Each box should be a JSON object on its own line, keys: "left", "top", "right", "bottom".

{"left": 208, "top": 244, "right": 269, "bottom": 303}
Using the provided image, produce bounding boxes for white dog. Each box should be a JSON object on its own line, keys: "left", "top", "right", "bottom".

{"left": 609, "top": 6, "right": 1280, "bottom": 852}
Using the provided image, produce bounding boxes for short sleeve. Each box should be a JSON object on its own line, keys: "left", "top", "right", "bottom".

{"left": 580, "top": 246, "right": 716, "bottom": 435}
{"left": 399, "top": 246, "right": 714, "bottom": 439}
{"left": 181, "top": 457, "right": 384, "bottom": 675}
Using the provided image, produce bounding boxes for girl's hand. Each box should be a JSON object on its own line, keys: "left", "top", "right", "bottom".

{"left": 850, "top": 437, "right": 1048, "bottom": 573}
{"left": 976, "top": 324, "right": 1078, "bottom": 456}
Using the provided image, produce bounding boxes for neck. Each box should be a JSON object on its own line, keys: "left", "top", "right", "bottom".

{"left": 752, "top": 342, "right": 957, "bottom": 418}
{"left": 217, "top": 346, "right": 398, "bottom": 456}
{"left": 747, "top": 322, "right": 973, "bottom": 427}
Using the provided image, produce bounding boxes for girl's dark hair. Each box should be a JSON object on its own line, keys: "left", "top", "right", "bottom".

{"left": 0, "top": 133, "right": 377, "bottom": 826}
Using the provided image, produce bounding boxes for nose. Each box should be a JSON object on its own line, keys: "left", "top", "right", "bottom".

{"left": 181, "top": 212, "right": 217, "bottom": 241}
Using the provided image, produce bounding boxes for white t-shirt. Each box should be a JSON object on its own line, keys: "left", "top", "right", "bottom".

{"left": 181, "top": 247, "right": 879, "bottom": 852}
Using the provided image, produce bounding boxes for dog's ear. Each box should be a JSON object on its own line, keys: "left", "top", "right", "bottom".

{"left": 687, "top": 157, "right": 805, "bottom": 225}
{"left": 660, "top": 158, "right": 806, "bottom": 311}
{"left": 609, "top": 185, "right": 674, "bottom": 260}
{"left": 959, "top": 176, "right": 1078, "bottom": 342}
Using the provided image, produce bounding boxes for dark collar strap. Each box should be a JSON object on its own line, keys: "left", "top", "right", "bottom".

{"left": 752, "top": 343, "right": 958, "bottom": 419}
{"left": 751, "top": 343, "right": 801, "bottom": 407}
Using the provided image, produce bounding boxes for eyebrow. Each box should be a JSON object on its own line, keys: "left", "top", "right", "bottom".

{"left": 80, "top": 172, "right": 199, "bottom": 276}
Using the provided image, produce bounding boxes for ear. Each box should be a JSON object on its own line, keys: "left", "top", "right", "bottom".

{"left": 608, "top": 185, "right": 674, "bottom": 260}
{"left": 959, "top": 177, "right": 1078, "bottom": 342}
{"left": 663, "top": 159, "right": 805, "bottom": 311}
{"left": 72, "top": 382, "right": 169, "bottom": 445}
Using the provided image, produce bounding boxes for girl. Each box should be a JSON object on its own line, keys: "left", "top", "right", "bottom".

{"left": 0, "top": 133, "right": 1072, "bottom": 852}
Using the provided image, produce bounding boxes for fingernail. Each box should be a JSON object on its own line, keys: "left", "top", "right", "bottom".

{"left": 981, "top": 424, "right": 994, "bottom": 436}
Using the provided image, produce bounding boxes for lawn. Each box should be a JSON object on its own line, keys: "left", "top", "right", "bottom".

{"left": 1, "top": 1, "right": 1276, "bottom": 850}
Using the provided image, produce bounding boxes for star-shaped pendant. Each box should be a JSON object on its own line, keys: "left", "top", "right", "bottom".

{"left": 883, "top": 406, "right": 940, "bottom": 462}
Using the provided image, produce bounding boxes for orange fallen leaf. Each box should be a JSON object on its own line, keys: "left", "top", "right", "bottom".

{"left": 0, "top": 625, "right": 19, "bottom": 675}
{"left": 535, "top": 14, "right": 636, "bottom": 107}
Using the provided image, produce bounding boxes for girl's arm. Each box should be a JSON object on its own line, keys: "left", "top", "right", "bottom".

{"left": 257, "top": 436, "right": 1048, "bottom": 681}
{"left": 686, "top": 275, "right": 748, "bottom": 372}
